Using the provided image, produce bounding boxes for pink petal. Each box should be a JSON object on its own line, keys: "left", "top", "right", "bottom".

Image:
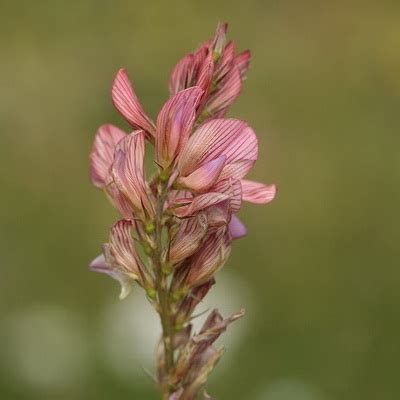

{"left": 89, "top": 244, "right": 134, "bottom": 299}
{"left": 235, "top": 50, "right": 251, "bottom": 78}
{"left": 228, "top": 215, "right": 247, "bottom": 239}
{"left": 112, "top": 131, "right": 153, "bottom": 216}
{"left": 105, "top": 182, "right": 133, "bottom": 219}
{"left": 109, "top": 220, "right": 140, "bottom": 277}
{"left": 241, "top": 180, "right": 276, "bottom": 204}
{"left": 89, "top": 124, "right": 126, "bottom": 188}
{"left": 169, "top": 46, "right": 213, "bottom": 98}
{"left": 214, "top": 40, "right": 235, "bottom": 79}
{"left": 211, "top": 22, "right": 228, "bottom": 56}
{"left": 205, "top": 64, "right": 242, "bottom": 116}
{"left": 178, "top": 155, "right": 226, "bottom": 192}
{"left": 156, "top": 87, "right": 203, "bottom": 167}
{"left": 213, "top": 178, "right": 242, "bottom": 213}
{"left": 112, "top": 69, "right": 155, "bottom": 137}
{"left": 174, "top": 192, "right": 230, "bottom": 217}
{"left": 179, "top": 118, "right": 258, "bottom": 177}
{"left": 170, "top": 214, "right": 208, "bottom": 263}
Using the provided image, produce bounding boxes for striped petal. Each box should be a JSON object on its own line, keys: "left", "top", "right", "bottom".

{"left": 112, "top": 69, "right": 155, "bottom": 137}
{"left": 204, "top": 64, "right": 242, "bottom": 117}
{"left": 241, "top": 180, "right": 276, "bottom": 204}
{"left": 89, "top": 244, "right": 135, "bottom": 299}
{"left": 179, "top": 119, "right": 258, "bottom": 179}
{"left": 109, "top": 220, "right": 140, "bottom": 278}
{"left": 170, "top": 213, "right": 208, "bottom": 264}
{"left": 156, "top": 87, "right": 203, "bottom": 167}
{"left": 178, "top": 155, "right": 226, "bottom": 192}
{"left": 112, "top": 131, "right": 153, "bottom": 216}
{"left": 174, "top": 192, "right": 230, "bottom": 218}
{"left": 89, "top": 124, "right": 126, "bottom": 188}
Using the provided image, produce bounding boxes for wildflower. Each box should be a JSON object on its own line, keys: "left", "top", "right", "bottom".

{"left": 89, "top": 22, "right": 276, "bottom": 399}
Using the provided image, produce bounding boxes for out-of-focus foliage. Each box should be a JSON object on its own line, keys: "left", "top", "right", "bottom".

{"left": 1, "top": 1, "right": 399, "bottom": 399}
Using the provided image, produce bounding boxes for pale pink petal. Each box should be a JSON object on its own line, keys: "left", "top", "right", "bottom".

{"left": 112, "top": 131, "right": 153, "bottom": 216}
{"left": 178, "top": 155, "right": 226, "bottom": 192}
{"left": 241, "top": 180, "right": 276, "bottom": 204}
{"left": 174, "top": 192, "right": 230, "bottom": 217}
{"left": 235, "top": 50, "right": 251, "bottom": 78}
{"left": 156, "top": 87, "right": 203, "bottom": 167}
{"left": 169, "top": 54, "right": 194, "bottom": 94}
{"left": 229, "top": 215, "right": 247, "bottom": 239}
{"left": 89, "top": 124, "right": 126, "bottom": 188}
{"left": 112, "top": 69, "right": 155, "bottom": 137}
{"left": 179, "top": 118, "right": 258, "bottom": 177}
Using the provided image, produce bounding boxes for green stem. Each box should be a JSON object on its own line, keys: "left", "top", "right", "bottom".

{"left": 152, "top": 183, "right": 175, "bottom": 398}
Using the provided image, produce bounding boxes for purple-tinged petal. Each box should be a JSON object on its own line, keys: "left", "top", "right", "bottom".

{"left": 156, "top": 87, "right": 203, "bottom": 168}
{"left": 229, "top": 215, "right": 247, "bottom": 239}
{"left": 174, "top": 192, "right": 230, "bottom": 218}
{"left": 112, "top": 131, "right": 153, "bottom": 217}
{"left": 89, "top": 124, "right": 126, "bottom": 188}
{"left": 241, "top": 180, "right": 276, "bottom": 204}
{"left": 112, "top": 69, "right": 155, "bottom": 137}
{"left": 178, "top": 155, "right": 226, "bottom": 192}
{"left": 178, "top": 119, "right": 257, "bottom": 177}
{"left": 219, "top": 159, "right": 256, "bottom": 181}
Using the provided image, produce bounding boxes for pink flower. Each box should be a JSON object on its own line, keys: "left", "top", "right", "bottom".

{"left": 169, "top": 23, "right": 251, "bottom": 119}
{"left": 90, "top": 220, "right": 153, "bottom": 299}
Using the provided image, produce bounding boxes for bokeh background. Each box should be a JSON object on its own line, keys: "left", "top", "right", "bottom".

{"left": 1, "top": 1, "right": 399, "bottom": 399}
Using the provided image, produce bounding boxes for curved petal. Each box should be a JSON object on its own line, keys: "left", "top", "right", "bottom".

{"left": 228, "top": 215, "right": 247, "bottom": 239}
{"left": 179, "top": 118, "right": 258, "bottom": 177}
{"left": 213, "top": 178, "right": 242, "bottom": 213}
{"left": 174, "top": 192, "right": 230, "bottom": 217}
{"left": 204, "top": 64, "right": 242, "bottom": 117}
{"left": 178, "top": 155, "right": 226, "bottom": 192}
{"left": 156, "top": 87, "right": 203, "bottom": 167}
{"left": 170, "top": 213, "right": 208, "bottom": 263}
{"left": 112, "top": 69, "right": 155, "bottom": 137}
{"left": 235, "top": 50, "right": 251, "bottom": 79}
{"left": 89, "top": 124, "right": 126, "bottom": 188}
{"left": 89, "top": 244, "right": 135, "bottom": 299}
{"left": 112, "top": 131, "right": 153, "bottom": 216}
{"left": 241, "top": 180, "right": 276, "bottom": 204}
{"left": 109, "top": 220, "right": 140, "bottom": 277}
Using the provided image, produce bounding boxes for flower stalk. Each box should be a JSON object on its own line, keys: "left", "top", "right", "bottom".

{"left": 89, "top": 23, "right": 276, "bottom": 400}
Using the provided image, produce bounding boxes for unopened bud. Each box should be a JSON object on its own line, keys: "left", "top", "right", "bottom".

{"left": 144, "top": 221, "right": 155, "bottom": 234}
{"left": 146, "top": 287, "right": 157, "bottom": 300}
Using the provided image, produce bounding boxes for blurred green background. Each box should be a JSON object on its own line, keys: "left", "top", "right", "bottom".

{"left": 1, "top": 0, "right": 399, "bottom": 399}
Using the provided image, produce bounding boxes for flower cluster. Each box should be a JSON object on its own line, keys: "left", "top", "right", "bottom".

{"left": 89, "top": 23, "right": 275, "bottom": 400}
